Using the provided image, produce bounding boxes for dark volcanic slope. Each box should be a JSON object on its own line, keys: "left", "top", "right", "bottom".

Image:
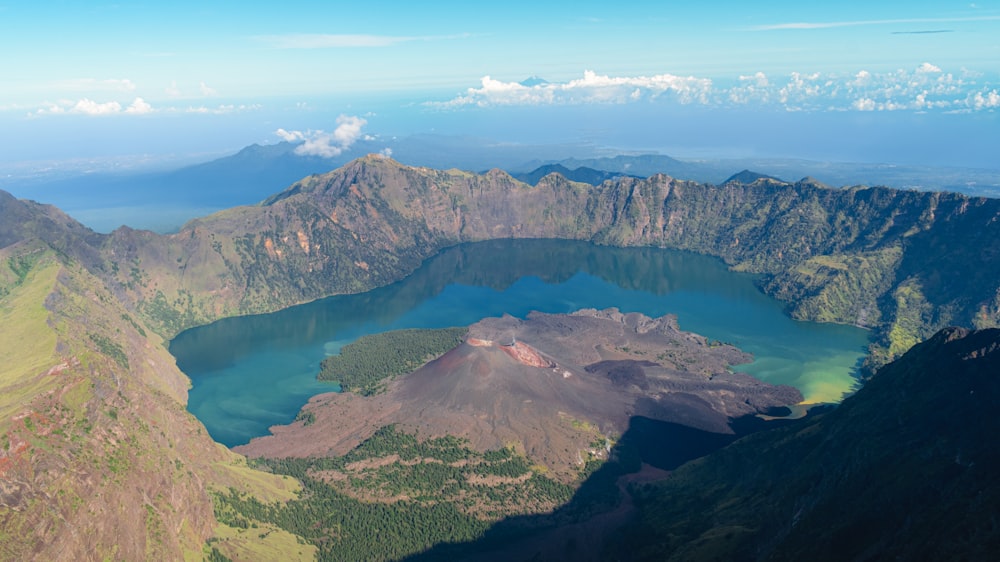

{"left": 237, "top": 309, "right": 800, "bottom": 480}
{"left": 611, "top": 326, "right": 1000, "bottom": 561}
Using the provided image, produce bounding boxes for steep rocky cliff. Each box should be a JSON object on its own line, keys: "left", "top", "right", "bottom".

{"left": 99, "top": 156, "right": 999, "bottom": 369}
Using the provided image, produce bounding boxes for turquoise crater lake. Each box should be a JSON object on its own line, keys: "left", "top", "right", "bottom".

{"left": 171, "top": 239, "right": 870, "bottom": 447}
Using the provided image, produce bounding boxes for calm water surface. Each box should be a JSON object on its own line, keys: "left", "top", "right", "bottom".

{"left": 171, "top": 240, "right": 869, "bottom": 447}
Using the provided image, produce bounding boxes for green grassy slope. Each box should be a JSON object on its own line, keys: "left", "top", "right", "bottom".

{"left": 0, "top": 200, "right": 309, "bottom": 561}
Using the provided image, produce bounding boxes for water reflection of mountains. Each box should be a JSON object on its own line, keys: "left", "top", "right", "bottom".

{"left": 170, "top": 239, "right": 762, "bottom": 371}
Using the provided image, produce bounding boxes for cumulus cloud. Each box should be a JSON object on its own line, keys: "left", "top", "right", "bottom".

{"left": 27, "top": 98, "right": 268, "bottom": 117}
{"left": 199, "top": 81, "right": 217, "bottom": 96}
{"left": 740, "top": 71, "right": 770, "bottom": 88}
{"left": 970, "top": 90, "right": 1000, "bottom": 110}
{"left": 436, "top": 70, "right": 713, "bottom": 108}
{"left": 165, "top": 81, "right": 182, "bottom": 97}
{"left": 275, "top": 115, "right": 368, "bottom": 158}
{"left": 431, "top": 63, "right": 997, "bottom": 114}
{"left": 125, "top": 97, "right": 154, "bottom": 114}
{"left": 71, "top": 98, "right": 123, "bottom": 115}
{"left": 852, "top": 98, "right": 876, "bottom": 111}
{"left": 276, "top": 128, "right": 303, "bottom": 142}
{"left": 30, "top": 97, "right": 140, "bottom": 116}
{"left": 730, "top": 71, "right": 771, "bottom": 104}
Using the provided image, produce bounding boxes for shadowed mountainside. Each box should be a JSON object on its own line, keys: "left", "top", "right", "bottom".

{"left": 401, "top": 326, "right": 1000, "bottom": 561}
{"left": 610, "top": 325, "right": 1000, "bottom": 561}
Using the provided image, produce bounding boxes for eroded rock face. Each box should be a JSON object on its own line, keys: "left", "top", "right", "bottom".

{"left": 237, "top": 308, "right": 800, "bottom": 480}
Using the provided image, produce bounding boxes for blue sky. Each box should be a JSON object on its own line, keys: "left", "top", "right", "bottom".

{"left": 1, "top": 1, "right": 998, "bottom": 170}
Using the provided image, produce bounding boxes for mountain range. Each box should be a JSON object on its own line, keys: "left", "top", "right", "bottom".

{"left": 5, "top": 135, "right": 1000, "bottom": 234}
{"left": 1, "top": 156, "right": 999, "bottom": 560}
{"left": 92, "top": 156, "right": 1000, "bottom": 371}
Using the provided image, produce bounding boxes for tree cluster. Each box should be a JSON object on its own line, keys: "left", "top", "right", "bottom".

{"left": 318, "top": 327, "right": 467, "bottom": 394}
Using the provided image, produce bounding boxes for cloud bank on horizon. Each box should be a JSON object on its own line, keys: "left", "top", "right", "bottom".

{"left": 26, "top": 100, "right": 264, "bottom": 117}
{"left": 433, "top": 65, "right": 1000, "bottom": 113}
{"left": 19, "top": 62, "right": 998, "bottom": 120}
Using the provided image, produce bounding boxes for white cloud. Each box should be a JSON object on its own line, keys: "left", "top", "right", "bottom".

{"left": 275, "top": 115, "right": 368, "bottom": 158}
{"left": 432, "top": 65, "right": 997, "bottom": 114}
{"left": 730, "top": 71, "right": 771, "bottom": 104}
{"left": 31, "top": 103, "right": 66, "bottom": 116}
{"left": 970, "top": 90, "right": 1000, "bottom": 109}
{"left": 853, "top": 98, "right": 876, "bottom": 111}
{"left": 27, "top": 98, "right": 264, "bottom": 117}
{"left": 199, "top": 81, "right": 217, "bottom": 96}
{"left": 165, "top": 81, "right": 182, "bottom": 97}
{"left": 125, "top": 97, "right": 154, "bottom": 114}
{"left": 276, "top": 128, "right": 303, "bottom": 142}
{"left": 851, "top": 70, "right": 872, "bottom": 87}
{"left": 740, "top": 72, "right": 770, "bottom": 88}
{"left": 379, "top": 148, "right": 393, "bottom": 158}
{"left": 436, "top": 70, "right": 713, "bottom": 108}
{"left": 71, "top": 98, "right": 123, "bottom": 115}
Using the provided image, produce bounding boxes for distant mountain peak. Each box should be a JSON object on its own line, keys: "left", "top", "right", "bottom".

{"left": 797, "top": 176, "right": 833, "bottom": 189}
{"left": 513, "top": 163, "right": 638, "bottom": 186}
{"left": 723, "top": 169, "right": 784, "bottom": 185}
{"left": 519, "top": 76, "right": 549, "bottom": 87}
